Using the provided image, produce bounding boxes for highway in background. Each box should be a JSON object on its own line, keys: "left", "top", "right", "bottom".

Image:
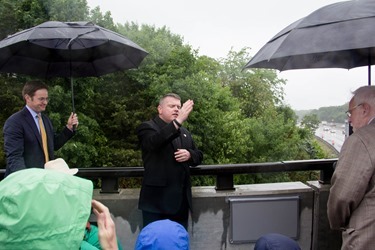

{"left": 315, "top": 123, "right": 347, "bottom": 152}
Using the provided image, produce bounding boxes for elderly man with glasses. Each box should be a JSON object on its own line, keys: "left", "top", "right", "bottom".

{"left": 328, "top": 85, "right": 375, "bottom": 250}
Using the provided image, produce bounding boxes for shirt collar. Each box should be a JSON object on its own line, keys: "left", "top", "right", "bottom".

{"left": 368, "top": 116, "right": 375, "bottom": 125}
{"left": 26, "top": 105, "right": 39, "bottom": 118}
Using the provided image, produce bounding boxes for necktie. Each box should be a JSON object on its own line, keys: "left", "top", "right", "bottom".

{"left": 37, "top": 113, "right": 49, "bottom": 163}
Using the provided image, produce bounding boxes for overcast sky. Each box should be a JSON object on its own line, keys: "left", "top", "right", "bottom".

{"left": 86, "top": 0, "right": 368, "bottom": 110}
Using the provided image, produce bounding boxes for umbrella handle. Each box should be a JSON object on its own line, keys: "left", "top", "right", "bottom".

{"left": 70, "top": 78, "right": 76, "bottom": 131}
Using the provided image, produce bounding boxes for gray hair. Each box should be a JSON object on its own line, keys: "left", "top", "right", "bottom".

{"left": 352, "top": 86, "right": 375, "bottom": 108}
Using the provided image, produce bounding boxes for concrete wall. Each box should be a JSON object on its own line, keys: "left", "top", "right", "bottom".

{"left": 93, "top": 182, "right": 317, "bottom": 250}
{"left": 307, "top": 181, "right": 342, "bottom": 250}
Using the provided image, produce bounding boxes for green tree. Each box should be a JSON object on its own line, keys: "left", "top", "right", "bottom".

{"left": 219, "top": 48, "right": 286, "bottom": 118}
{"left": 44, "top": 0, "right": 89, "bottom": 22}
{"left": 0, "top": 0, "right": 90, "bottom": 40}
{"left": 0, "top": 1, "right": 329, "bottom": 188}
{"left": 310, "top": 104, "right": 347, "bottom": 123}
{"left": 89, "top": 6, "right": 116, "bottom": 30}
{"left": 301, "top": 114, "right": 320, "bottom": 133}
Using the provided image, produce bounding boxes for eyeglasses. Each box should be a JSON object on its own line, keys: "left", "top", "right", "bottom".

{"left": 345, "top": 103, "right": 362, "bottom": 117}
{"left": 36, "top": 97, "right": 49, "bottom": 102}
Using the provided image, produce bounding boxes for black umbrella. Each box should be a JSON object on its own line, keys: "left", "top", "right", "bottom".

{"left": 244, "top": 0, "right": 375, "bottom": 85}
{"left": 0, "top": 21, "right": 149, "bottom": 112}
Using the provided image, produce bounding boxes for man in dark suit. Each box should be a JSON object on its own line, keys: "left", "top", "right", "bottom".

{"left": 137, "top": 93, "right": 203, "bottom": 230}
{"left": 3, "top": 80, "right": 78, "bottom": 177}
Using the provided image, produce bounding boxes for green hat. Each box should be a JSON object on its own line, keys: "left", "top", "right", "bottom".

{"left": 0, "top": 168, "right": 93, "bottom": 249}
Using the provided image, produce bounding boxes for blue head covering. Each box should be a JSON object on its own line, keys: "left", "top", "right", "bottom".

{"left": 254, "top": 233, "right": 301, "bottom": 250}
{"left": 134, "top": 219, "right": 189, "bottom": 250}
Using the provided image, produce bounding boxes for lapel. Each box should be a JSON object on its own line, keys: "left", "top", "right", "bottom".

{"left": 153, "top": 116, "right": 181, "bottom": 150}
{"left": 22, "top": 107, "right": 42, "bottom": 145}
{"left": 173, "top": 134, "right": 182, "bottom": 150}
{"left": 179, "top": 128, "right": 188, "bottom": 148}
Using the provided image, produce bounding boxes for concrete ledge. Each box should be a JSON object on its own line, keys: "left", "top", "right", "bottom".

{"left": 93, "top": 182, "right": 314, "bottom": 249}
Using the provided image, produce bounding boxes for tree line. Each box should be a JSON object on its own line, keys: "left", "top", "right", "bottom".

{"left": 296, "top": 104, "right": 348, "bottom": 124}
{"left": 0, "top": 0, "right": 328, "bottom": 186}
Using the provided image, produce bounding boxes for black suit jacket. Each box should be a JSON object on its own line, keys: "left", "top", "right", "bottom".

{"left": 3, "top": 107, "right": 75, "bottom": 177}
{"left": 137, "top": 116, "right": 203, "bottom": 214}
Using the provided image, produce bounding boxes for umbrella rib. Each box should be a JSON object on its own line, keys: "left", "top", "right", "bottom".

{"left": 66, "top": 27, "right": 100, "bottom": 49}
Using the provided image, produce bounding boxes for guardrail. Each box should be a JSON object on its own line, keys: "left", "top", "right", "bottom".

{"left": 315, "top": 136, "right": 340, "bottom": 156}
{"left": 0, "top": 158, "right": 336, "bottom": 192}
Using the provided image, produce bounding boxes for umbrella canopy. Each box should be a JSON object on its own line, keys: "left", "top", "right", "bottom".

{"left": 0, "top": 21, "right": 148, "bottom": 112}
{"left": 244, "top": 0, "right": 375, "bottom": 85}
{"left": 0, "top": 21, "right": 148, "bottom": 78}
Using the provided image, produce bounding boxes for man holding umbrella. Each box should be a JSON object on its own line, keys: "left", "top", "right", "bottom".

{"left": 3, "top": 80, "right": 78, "bottom": 177}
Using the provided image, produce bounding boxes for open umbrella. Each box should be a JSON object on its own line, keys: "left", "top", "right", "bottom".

{"left": 244, "top": 0, "right": 375, "bottom": 85}
{"left": 0, "top": 21, "right": 149, "bottom": 112}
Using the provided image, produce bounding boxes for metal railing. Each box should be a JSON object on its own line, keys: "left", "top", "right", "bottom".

{"left": 0, "top": 159, "right": 337, "bottom": 192}
{"left": 0, "top": 158, "right": 334, "bottom": 193}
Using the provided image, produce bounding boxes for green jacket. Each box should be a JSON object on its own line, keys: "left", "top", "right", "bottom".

{"left": 81, "top": 223, "right": 123, "bottom": 250}
{"left": 0, "top": 168, "right": 93, "bottom": 249}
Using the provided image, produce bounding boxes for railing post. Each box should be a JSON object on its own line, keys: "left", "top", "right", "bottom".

{"left": 319, "top": 161, "right": 336, "bottom": 184}
{"left": 100, "top": 177, "right": 119, "bottom": 193}
{"left": 215, "top": 173, "right": 235, "bottom": 190}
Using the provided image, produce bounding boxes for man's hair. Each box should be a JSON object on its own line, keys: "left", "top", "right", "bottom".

{"left": 22, "top": 80, "right": 48, "bottom": 100}
{"left": 158, "top": 93, "right": 181, "bottom": 105}
{"left": 352, "top": 85, "right": 375, "bottom": 108}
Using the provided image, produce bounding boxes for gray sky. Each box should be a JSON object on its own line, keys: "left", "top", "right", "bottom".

{"left": 86, "top": 0, "right": 367, "bottom": 110}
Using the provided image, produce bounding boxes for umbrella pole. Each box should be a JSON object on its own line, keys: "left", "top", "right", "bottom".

{"left": 368, "top": 65, "right": 371, "bottom": 86}
{"left": 68, "top": 44, "right": 77, "bottom": 131}
{"left": 70, "top": 77, "right": 75, "bottom": 113}
{"left": 368, "top": 53, "right": 371, "bottom": 86}
{"left": 70, "top": 77, "right": 77, "bottom": 132}
{"left": 68, "top": 42, "right": 75, "bottom": 114}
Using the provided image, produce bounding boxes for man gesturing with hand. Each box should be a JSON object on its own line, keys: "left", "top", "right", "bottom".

{"left": 136, "top": 93, "right": 203, "bottom": 230}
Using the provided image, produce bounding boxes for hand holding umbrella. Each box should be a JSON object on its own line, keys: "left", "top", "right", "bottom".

{"left": 66, "top": 112, "right": 79, "bottom": 131}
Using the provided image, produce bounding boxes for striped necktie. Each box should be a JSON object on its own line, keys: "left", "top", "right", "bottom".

{"left": 37, "top": 113, "right": 49, "bottom": 163}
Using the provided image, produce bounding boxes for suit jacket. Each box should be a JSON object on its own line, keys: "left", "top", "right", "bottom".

{"left": 327, "top": 120, "right": 375, "bottom": 249}
{"left": 3, "top": 107, "right": 75, "bottom": 177}
{"left": 137, "top": 116, "right": 203, "bottom": 215}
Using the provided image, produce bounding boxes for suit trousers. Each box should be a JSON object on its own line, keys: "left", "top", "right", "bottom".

{"left": 142, "top": 189, "right": 189, "bottom": 230}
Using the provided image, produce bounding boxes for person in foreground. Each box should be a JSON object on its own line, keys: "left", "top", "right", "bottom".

{"left": 136, "top": 93, "right": 203, "bottom": 230}
{"left": 3, "top": 80, "right": 78, "bottom": 177}
{"left": 0, "top": 168, "right": 119, "bottom": 250}
{"left": 254, "top": 233, "right": 301, "bottom": 250}
{"left": 44, "top": 158, "right": 122, "bottom": 250}
{"left": 134, "top": 219, "right": 189, "bottom": 250}
{"left": 91, "top": 200, "right": 119, "bottom": 250}
{"left": 327, "top": 85, "right": 375, "bottom": 250}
